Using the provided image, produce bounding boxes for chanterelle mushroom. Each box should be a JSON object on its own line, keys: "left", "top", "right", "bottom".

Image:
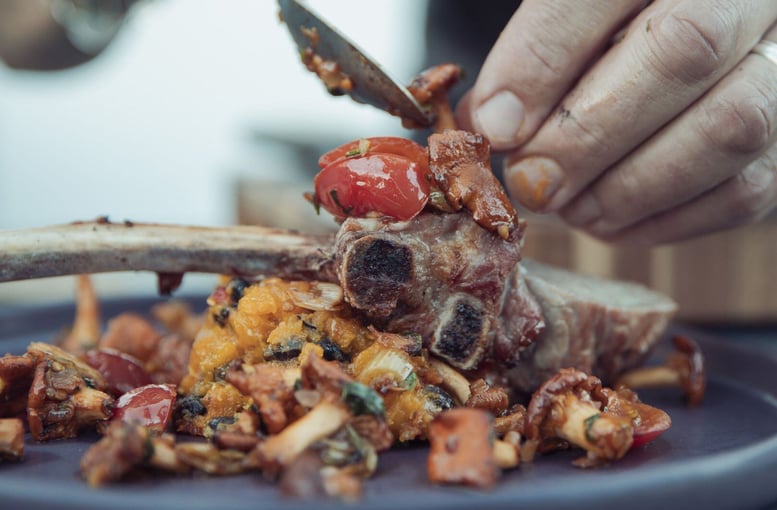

{"left": 0, "top": 354, "right": 35, "bottom": 417}
{"left": 0, "top": 418, "right": 24, "bottom": 461}
{"left": 524, "top": 368, "right": 633, "bottom": 467}
{"left": 616, "top": 334, "right": 706, "bottom": 406}
{"left": 26, "top": 342, "right": 114, "bottom": 441}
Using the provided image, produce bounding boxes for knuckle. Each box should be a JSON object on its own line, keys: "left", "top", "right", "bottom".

{"left": 698, "top": 84, "right": 776, "bottom": 156}
{"left": 727, "top": 160, "right": 777, "bottom": 221}
{"left": 604, "top": 168, "right": 650, "bottom": 215}
{"left": 524, "top": 37, "right": 567, "bottom": 83}
{"left": 644, "top": 7, "right": 738, "bottom": 84}
{"left": 555, "top": 111, "right": 612, "bottom": 159}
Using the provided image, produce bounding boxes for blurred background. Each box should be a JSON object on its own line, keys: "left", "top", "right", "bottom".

{"left": 1, "top": 0, "right": 775, "bottom": 325}
{"left": 0, "top": 0, "right": 432, "bottom": 302}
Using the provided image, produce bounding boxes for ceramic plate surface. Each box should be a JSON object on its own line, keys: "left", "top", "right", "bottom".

{"left": 1, "top": 298, "right": 776, "bottom": 510}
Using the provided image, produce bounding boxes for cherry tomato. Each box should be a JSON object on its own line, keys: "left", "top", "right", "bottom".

{"left": 313, "top": 137, "right": 430, "bottom": 221}
{"left": 85, "top": 348, "right": 152, "bottom": 397}
{"left": 318, "top": 137, "right": 429, "bottom": 172}
{"left": 113, "top": 383, "right": 176, "bottom": 432}
{"left": 630, "top": 401, "right": 672, "bottom": 448}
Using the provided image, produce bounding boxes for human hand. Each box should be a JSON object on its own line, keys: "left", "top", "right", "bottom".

{"left": 456, "top": 0, "right": 777, "bottom": 245}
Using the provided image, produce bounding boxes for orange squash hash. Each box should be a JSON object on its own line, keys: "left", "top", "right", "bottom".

{"left": 177, "top": 277, "right": 451, "bottom": 443}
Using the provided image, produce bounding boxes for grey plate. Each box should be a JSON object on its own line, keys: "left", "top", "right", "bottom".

{"left": 1, "top": 297, "right": 776, "bottom": 510}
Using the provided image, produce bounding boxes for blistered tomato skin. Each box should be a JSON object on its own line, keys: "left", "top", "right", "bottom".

{"left": 317, "top": 136, "right": 429, "bottom": 174}
{"left": 112, "top": 384, "right": 177, "bottom": 432}
{"left": 630, "top": 401, "right": 672, "bottom": 448}
{"left": 85, "top": 348, "right": 153, "bottom": 397}
{"left": 314, "top": 137, "right": 431, "bottom": 221}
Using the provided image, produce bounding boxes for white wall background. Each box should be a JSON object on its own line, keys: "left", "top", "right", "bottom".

{"left": 0, "top": 0, "right": 428, "bottom": 303}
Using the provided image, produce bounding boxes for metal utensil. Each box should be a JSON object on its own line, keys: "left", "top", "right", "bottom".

{"left": 278, "top": 0, "right": 433, "bottom": 127}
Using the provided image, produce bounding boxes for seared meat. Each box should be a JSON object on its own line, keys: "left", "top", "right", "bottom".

{"left": 334, "top": 212, "right": 542, "bottom": 371}
{"left": 332, "top": 215, "right": 675, "bottom": 391}
{"left": 509, "top": 260, "right": 677, "bottom": 394}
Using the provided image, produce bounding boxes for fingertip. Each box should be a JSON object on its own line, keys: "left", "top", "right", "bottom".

{"left": 471, "top": 90, "right": 526, "bottom": 151}
{"left": 456, "top": 87, "right": 525, "bottom": 151}
{"left": 502, "top": 155, "right": 565, "bottom": 212}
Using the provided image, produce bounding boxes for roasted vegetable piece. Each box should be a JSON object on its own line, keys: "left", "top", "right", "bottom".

{"left": 225, "top": 363, "right": 298, "bottom": 434}
{"left": 213, "top": 410, "right": 262, "bottom": 452}
{"left": 406, "top": 63, "right": 462, "bottom": 132}
{"left": 311, "top": 137, "right": 431, "bottom": 221}
{"left": 26, "top": 342, "right": 114, "bottom": 441}
{"left": 525, "top": 368, "right": 633, "bottom": 467}
{"left": 174, "top": 442, "right": 249, "bottom": 476}
{"left": 465, "top": 378, "right": 510, "bottom": 414}
{"left": 0, "top": 354, "right": 35, "bottom": 417}
{"left": 493, "top": 438, "right": 520, "bottom": 469}
{"left": 80, "top": 421, "right": 151, "bottom": 486}
{"left": 605, "top": 387, "right": 672, "bottom": 448}
{"left": 59, "top": 274, "right": 101, "bottom": 356}
{"left": 0, "top": 418, "right": 24, "bottom": 461}
{"left": 144, "top": 333, "right": 193, "bottom": 385}
{"left": 256, "top": 400, "right": 351, "bottom": 468}
{"left": 85, "top": 348, "right": 153, "bottom": 397}
{"left": 427, "top": 407, "right": 497, "bottom": 488}
{"left": 150, "top": 299, "right": 205, "bottom": 343}
{"left": 428, "top": 358, "right": 471, "bottom": 405}
{"left": 98, "top": 313, "right": 161, "bottom": 363}
{"left": 81, "top": 421, "right": 189, "bottom": 486}
{"left": 616, "top": 334, "right": 706, "bottom": 406}
{"left": 112, "top": 383, "right": 176, "bottom": 432}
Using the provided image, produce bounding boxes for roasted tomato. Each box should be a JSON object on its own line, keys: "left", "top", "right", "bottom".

{"left": 85, "top": 348, "right": 153, "bottom": 397}
{"left": 311, "top": 137, "right": 430, "bottom": 221}
{"left": 112, "top": 384, "right": 176, "bottom": 432}
{"left": 630, "top": 401, "right": 672, "bottom": 448}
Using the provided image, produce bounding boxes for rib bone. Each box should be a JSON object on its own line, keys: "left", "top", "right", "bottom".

{"left": 0, "top": 220, "right": 336, "bottom": 283}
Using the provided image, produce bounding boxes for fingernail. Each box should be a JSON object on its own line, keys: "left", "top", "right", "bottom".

{"left": 474, "top": 91, "right": 524, "bottom": 146}
{"left": 563, "top": 193, "right": 602, "bottom": 227}
{"left": 504, "top": 156, "right": 564, "bottom": 211}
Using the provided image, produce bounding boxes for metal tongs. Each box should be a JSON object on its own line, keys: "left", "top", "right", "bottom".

{"left": 277, "top": 0, "right": 433, "bottom": 127}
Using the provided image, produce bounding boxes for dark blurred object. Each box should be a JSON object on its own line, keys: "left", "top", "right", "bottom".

{"left": 422, "top": 0, "right": 520, "bottom": 108}
{"left": 0, "top": 0, "right": 140, "bottom": 71}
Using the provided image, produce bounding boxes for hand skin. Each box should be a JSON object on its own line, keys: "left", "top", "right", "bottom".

{"left": 457, "top": 0, "right": 777, "bottom": 246}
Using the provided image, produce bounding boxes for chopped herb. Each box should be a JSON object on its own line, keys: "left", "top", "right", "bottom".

{"left": 402, "top": 333, "right": 423, "bottom": 357}
{"left": 341, "top": 381, "right": 385, "bottom": 417}
{"left": 316, "top": 337, "right": 350, "bottom": 362}
{"left": 293, "top": 378, "right": 303, "bottom": 391}
{"left": 344, "top": 138, "right": 370, "bottom": 158}
{"left": 175, "top": 395, "right": 207, "bottom": 419}
{"left": 263, "top": 338, "right": 305, "bottom": 361}
{"left": 329, "top": 189, "right": 353, "bottom": 216}
{"left": 422, "top": 385, "right": 454, "bottom": 414}
{"left": 403, "top": 371, "right": 418, "bottom": 391}
{"left": 226, "top": 278, "right": 250, "bottom": 304}
{"left": 213, "top": 307, "right": 230, "bottom": 327}
{"left": 584, "top": 413, "right": 601, "bottom": 443}
{"left": 208, "top": 416, "right": 236, "bottom": 432}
